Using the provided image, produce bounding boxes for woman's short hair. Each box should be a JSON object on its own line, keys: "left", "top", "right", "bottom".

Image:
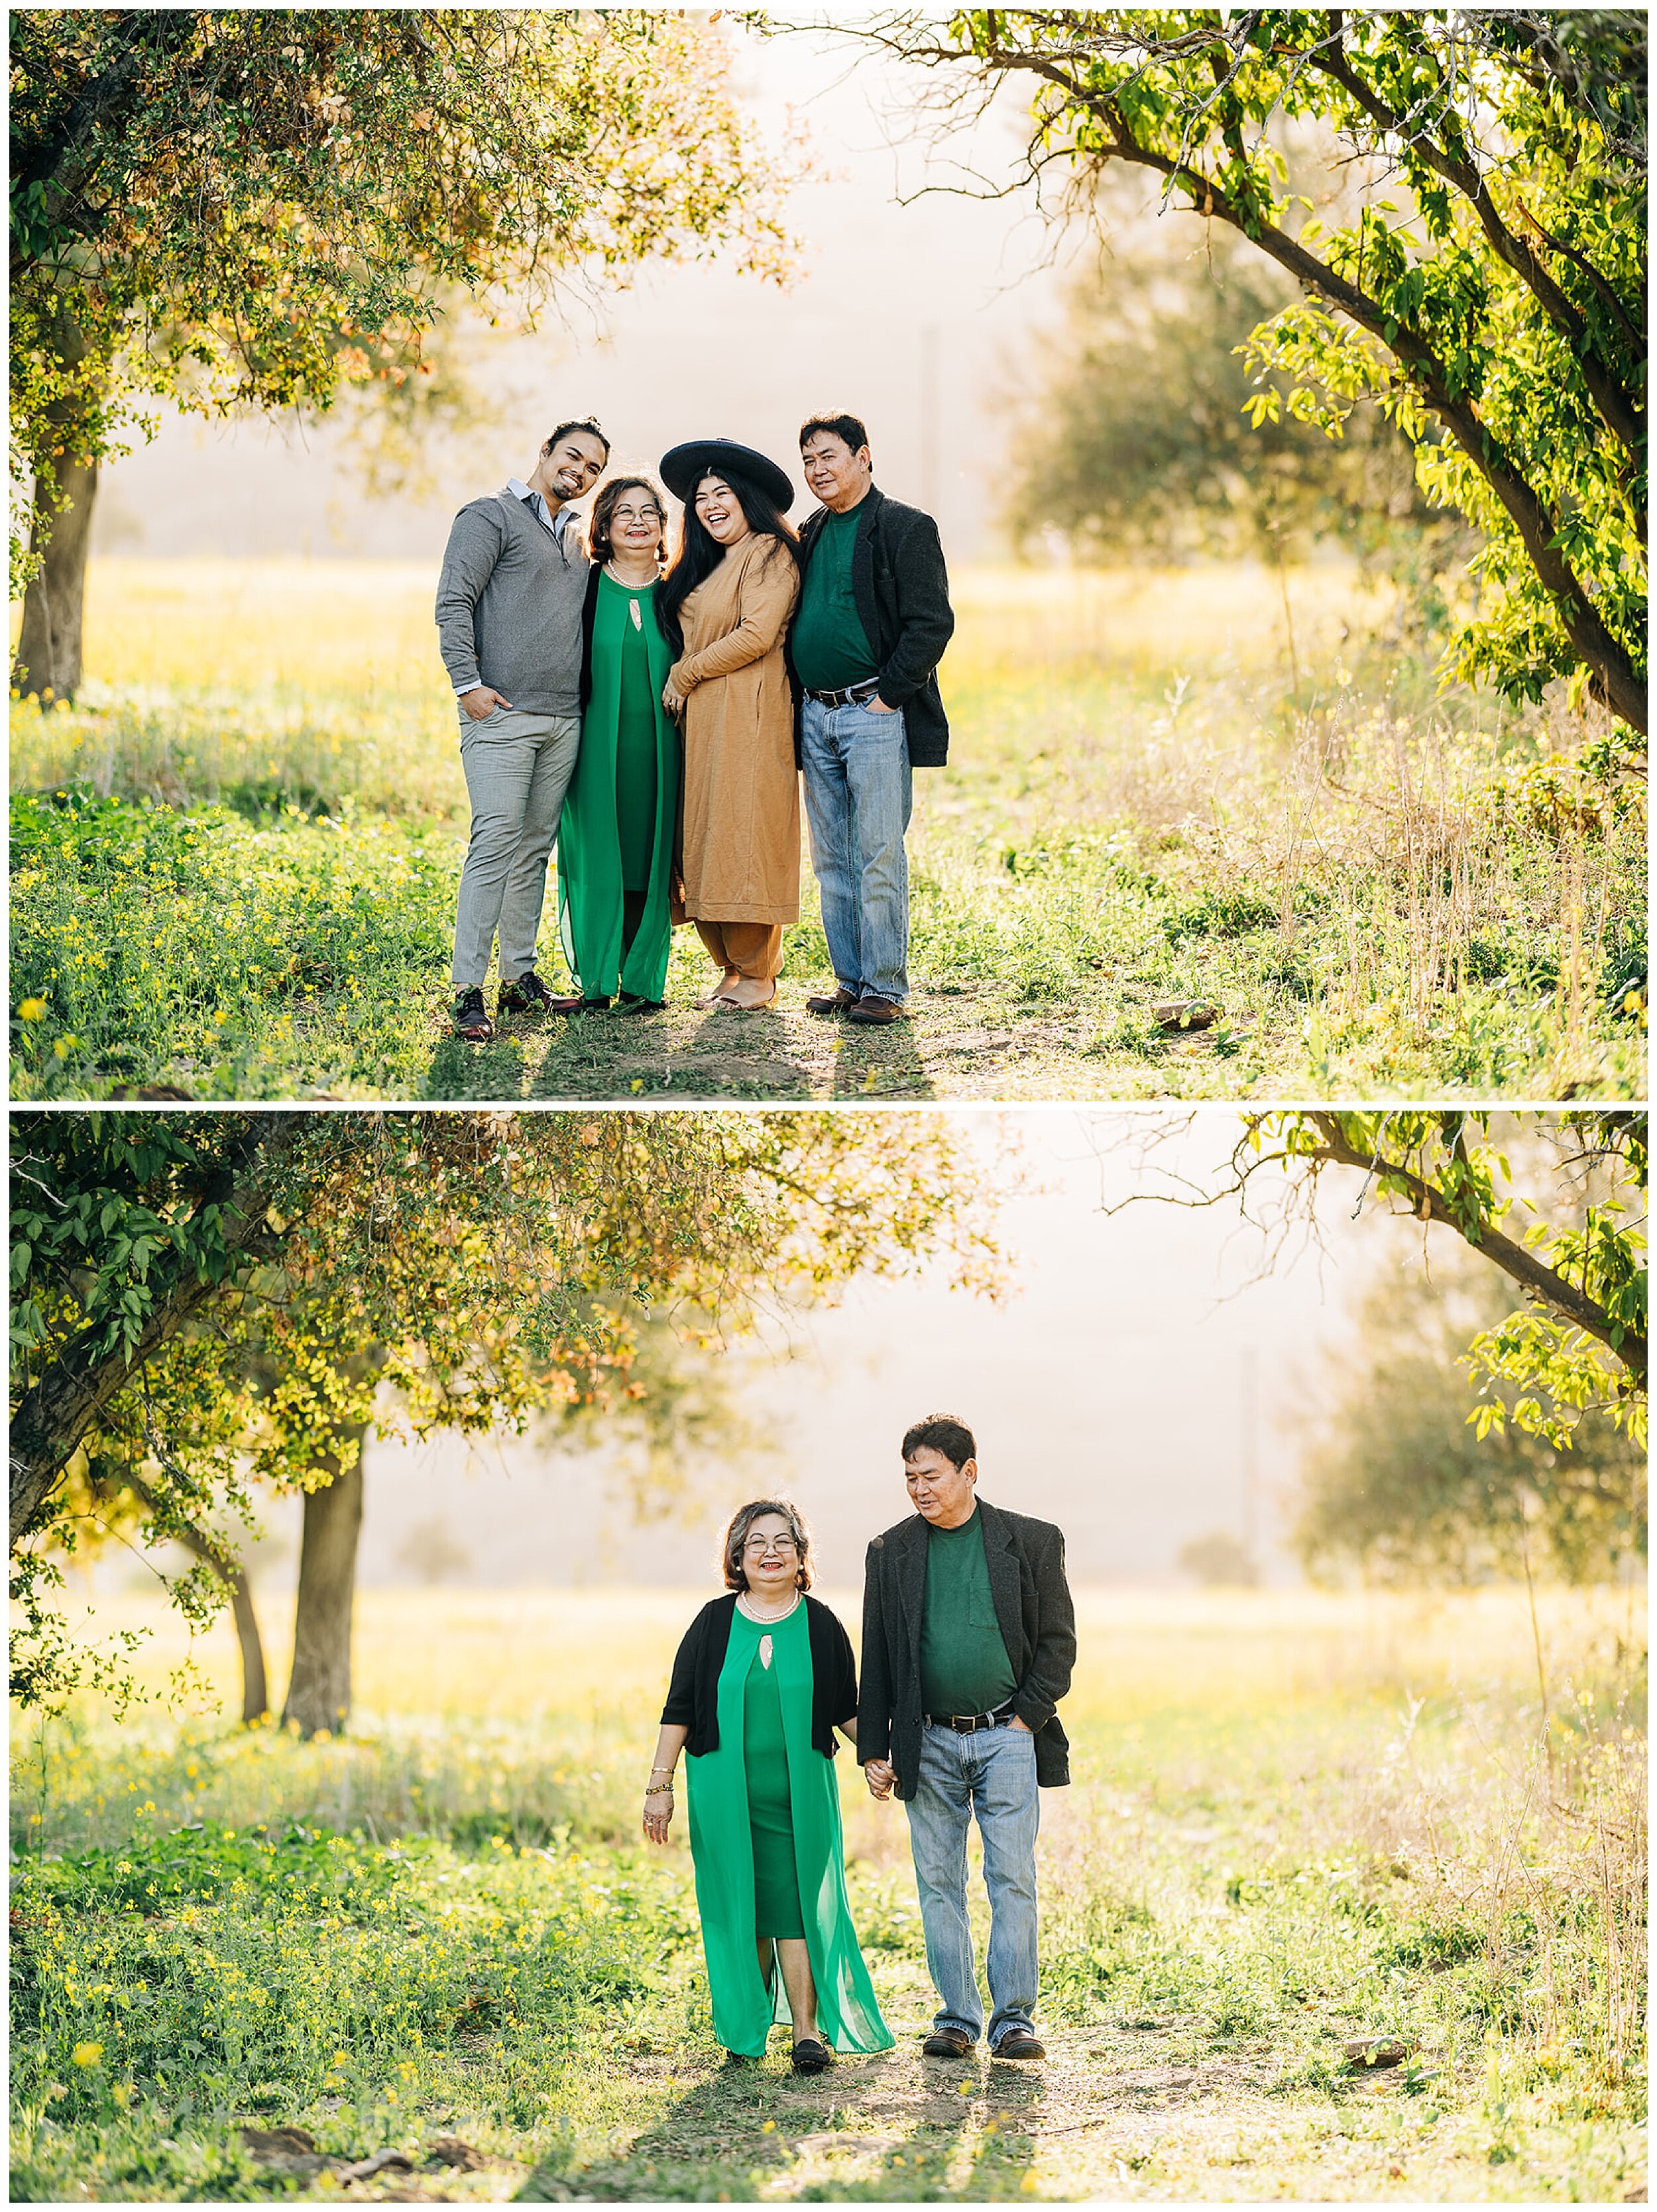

{"left": 721, "top": 1498, "right": 814, "bottom": 1592}
{"left": 586, "top": 472, "right": 667, "bottom": 565}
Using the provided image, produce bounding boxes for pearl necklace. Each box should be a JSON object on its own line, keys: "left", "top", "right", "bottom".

{"left": 736, "top": 1589, "right": 800, "bottom": 1625}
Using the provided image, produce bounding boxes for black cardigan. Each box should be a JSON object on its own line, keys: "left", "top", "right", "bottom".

{"left": 659, "top": 1592, "right": 858, "bottom": 1759}
{"left": 787, "top": 484, "right": 955, "bottom": 768}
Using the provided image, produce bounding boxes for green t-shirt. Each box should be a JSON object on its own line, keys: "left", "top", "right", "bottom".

{"left": 791, "top": 502, "right": 879, "bottom": 691}
{"left": 918, "top": 1508, "right": 1018, "bottom": 1717}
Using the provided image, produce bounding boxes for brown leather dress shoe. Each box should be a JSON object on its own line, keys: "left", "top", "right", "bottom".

{"left": 805, "top": 985, "right": 860, "bottom": 1015}
{"left": 498, "top": 971, "right": 584, "bottom": 1017}
{"left": 923, "top": 2028, "right": 975, "bottom": 2058}
{"left": 846, "top": 993, "right": 907, "bottom": 1024}
{"left": 992, "top": 2030, "right": 1046, "bottom": 2060}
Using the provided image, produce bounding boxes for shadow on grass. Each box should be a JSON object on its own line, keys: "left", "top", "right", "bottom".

{"left": 516, "top": 2045, "right": 1043, "bottom": 2203}
{"left": 828, "top": 1013, "right": 937, "bottom": 1101}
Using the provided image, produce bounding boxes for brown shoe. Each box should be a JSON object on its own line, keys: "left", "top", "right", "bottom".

{"left": 846, "top": 993, "right": 908, "bottom": 1025}
{"left": 498, "top": 971, "right": 585, "bottom": 1017}
{"left": 805, "top": 985, "right": 860, "bottom": 1015}
{"left": 992, "top": 2030, "right": 1046, "bottom": 2060}
{"left": 923, "top": 2028, "right": 975, "bottom": 2058}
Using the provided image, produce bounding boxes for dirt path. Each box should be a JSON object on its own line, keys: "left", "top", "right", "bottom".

{"left": 419, "top": 985, "right": 1294, "bottom": 1105}
{"left": 496, "top": 1969, "right": 1613, "bottom": 2204}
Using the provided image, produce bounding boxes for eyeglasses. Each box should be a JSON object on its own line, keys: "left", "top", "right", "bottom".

{"left": 742, "top": 1536, "right": 799, "bottom": 1558}
{"left": 611, "top": 504, "right": 663, "bottom": 524}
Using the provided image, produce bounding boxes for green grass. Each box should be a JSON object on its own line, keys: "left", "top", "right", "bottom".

{"left": 9, "top": 560, "right": 1646, "bottom": 1100}
{"left": 9, "top": 1587, "right": 1646, "bottom": 2201}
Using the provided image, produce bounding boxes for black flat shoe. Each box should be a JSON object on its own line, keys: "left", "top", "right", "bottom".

{"left": 791, "top": 2037, "right": 834, "bottom": 2075}
{"left": 614, "top": 993, "right": 665, "bottom": 1015}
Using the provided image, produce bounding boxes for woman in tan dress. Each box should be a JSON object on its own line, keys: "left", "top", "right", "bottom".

{"left": 659, "top": 439, "right": 803, "bottom": 1011}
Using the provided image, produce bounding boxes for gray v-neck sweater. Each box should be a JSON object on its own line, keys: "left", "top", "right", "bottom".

{"left": 435, "top": 487, "right": 589, "bottom": 715}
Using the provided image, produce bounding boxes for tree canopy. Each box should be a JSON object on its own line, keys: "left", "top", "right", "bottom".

{"left": 9, "top": 1110, "right": 1007, "bottom": 1709}
{"left": 10, "top": 9, "right": 797, "bottom": 684}
{"left": 846, "top": 10, "right": 1646, "bottom": 734}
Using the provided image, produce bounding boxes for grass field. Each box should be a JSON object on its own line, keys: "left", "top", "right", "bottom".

{"left": 10, "top": 1584, "right": 1646, "bottom": 2201}
{"left": 10, "top": 558, "right": 1646, "bottom": 1101}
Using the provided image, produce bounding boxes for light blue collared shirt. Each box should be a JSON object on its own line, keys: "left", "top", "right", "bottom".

{"left": 506, "top": 476, "right": 576, "bottom": 543}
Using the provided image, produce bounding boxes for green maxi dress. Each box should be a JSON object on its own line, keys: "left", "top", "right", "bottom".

{"left": 685, "top": 1602, "right": 893, "bottom": 2058}
{"left": 558, "top": 570, "right": 679, "bottom": 1003}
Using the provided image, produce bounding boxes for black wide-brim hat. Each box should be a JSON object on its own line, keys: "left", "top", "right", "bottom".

{"left": 659, "top": 437, "right": 794, "bottom": 513}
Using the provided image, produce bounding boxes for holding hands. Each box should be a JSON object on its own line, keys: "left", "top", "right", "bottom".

{"left": 863, "top": 1757, "right": 897, "bottom": 1801}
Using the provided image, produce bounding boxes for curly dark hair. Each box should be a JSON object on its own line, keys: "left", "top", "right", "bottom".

{"left": 720, "top": 1498, "right": 814, "bottom": 1593}
{"left": 585, "top": 472, "right": 668, "bottom": 566}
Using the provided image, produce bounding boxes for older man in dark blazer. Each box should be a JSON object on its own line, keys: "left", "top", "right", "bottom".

{"left": 858, "top": 1413, "right": 1076, "bottom": 2061}
{"left": 790, "top": 412, "right": 954, "bottom": 1027}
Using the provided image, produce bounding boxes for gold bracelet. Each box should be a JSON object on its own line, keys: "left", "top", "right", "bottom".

{"left": 644, "top": 1781, "right": 674, "bottom": 1797}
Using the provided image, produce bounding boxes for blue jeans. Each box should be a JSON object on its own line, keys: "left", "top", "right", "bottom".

{"left": 800, "top": 695, "right": 913, "bottom": 1003}
{"left": 905, "top": 1720, "right": 1041, "bottom": 2050}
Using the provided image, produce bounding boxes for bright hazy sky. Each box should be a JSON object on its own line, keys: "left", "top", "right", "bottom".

{"left": 329, "top": 1109, "right": 1434, "bottom": 1595}
{"left": 92, "top": 19, "right": 1086, "bottom": 563}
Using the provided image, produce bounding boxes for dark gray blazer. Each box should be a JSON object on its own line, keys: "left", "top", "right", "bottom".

{"left": 856, "top": 1496, "right": 1076, "bottom": 1800}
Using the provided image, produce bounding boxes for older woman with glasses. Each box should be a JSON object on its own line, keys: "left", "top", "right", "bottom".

{"left": 558, "top": 472, "right": 681, "bottom": 1011}
{"left": 644, "top": 1500, "right": 892, "bottom": 2072}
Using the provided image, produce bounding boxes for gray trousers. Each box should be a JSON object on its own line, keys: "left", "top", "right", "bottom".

{"left": 452, "top": 706, "right": 580, "bottom": 988}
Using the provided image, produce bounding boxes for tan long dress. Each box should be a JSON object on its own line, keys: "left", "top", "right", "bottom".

{"left": 669, "top": 536, "right": 802, "bottom": 926}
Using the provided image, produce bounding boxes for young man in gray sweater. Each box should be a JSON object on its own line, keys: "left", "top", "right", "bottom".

{"left": 435, "top": 417, "right": 610, "bottom": 1042}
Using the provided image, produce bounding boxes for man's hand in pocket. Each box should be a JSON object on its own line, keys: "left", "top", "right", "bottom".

{"left": 461, "top": 686, "right": 512, "bottom": 720}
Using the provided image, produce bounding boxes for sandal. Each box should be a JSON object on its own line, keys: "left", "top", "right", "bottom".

{"left": 714, "top": 981, "right": 778, "bottom": 1012}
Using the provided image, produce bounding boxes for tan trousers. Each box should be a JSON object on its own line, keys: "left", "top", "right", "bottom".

{"left": 695, "top": 919, "right": 783, "bottom": 980}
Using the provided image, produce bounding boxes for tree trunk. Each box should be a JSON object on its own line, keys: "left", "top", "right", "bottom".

{"left": 107, "top": 1468, "right": 270, "bottom": 1725}
{"left": 14, "top": 444, "right": 99, "bottom": 702}
{"left": 227, "top": 1566, "right": 270, "bottom": 1726}
{"left": 282, "top": 1431, "right": 368, "bottom": 1739}
{"left": 179, "top": 1531, "right": 269, "bottom": 1726}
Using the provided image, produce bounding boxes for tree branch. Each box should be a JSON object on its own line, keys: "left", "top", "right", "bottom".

{"left": 999, "top": 50, "right": 1646, "bottom": 732}
{"left": 1303, "top": 1113, "right": 1648, "bottom": 1382}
